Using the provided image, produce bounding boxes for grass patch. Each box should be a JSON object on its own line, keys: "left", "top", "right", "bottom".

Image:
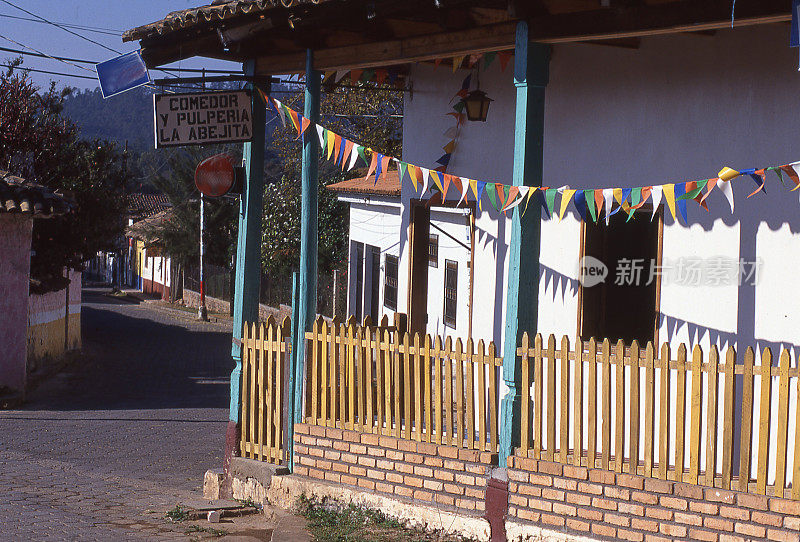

{"left": 235, "top": 497, "right": 262, "bottom": 510}
{"left": 165, "top": 505, "right": 189, "bottom": 522}
{"left": 297, "top": 495, "right": 474, "bottom": 542}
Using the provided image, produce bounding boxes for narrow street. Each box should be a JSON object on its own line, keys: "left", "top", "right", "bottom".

{"left": 0, "top": 288, "right": 232, "bottom": 540}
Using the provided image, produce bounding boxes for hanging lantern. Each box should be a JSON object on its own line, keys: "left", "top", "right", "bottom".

{"left": 463, "top": 89, "right": 493, "bottom": 122}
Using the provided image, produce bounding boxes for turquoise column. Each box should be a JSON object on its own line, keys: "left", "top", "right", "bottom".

{"left": 499, "top": 22, "right": 550, "bottom": 466}
{"left": 294, "top": 50, "right": 320, "bottom": 430}
{"left": 225, "top": 59, "right": 266, "bottom": 482}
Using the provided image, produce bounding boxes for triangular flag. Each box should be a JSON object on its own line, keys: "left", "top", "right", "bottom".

{"left": 498, "top": 51, "right": 513, "bottom": 72}
{"left": 452, "top": 56, "right": 464, "bottom": 72}
{"left": 375, "top": 69, "right": 388, "bottom": 86}
{"left": 718, "top": 167, "right": 741, "bottom": 182}
{"left": 407, "top": 164, "right": 418, "bottom": 191}
{"left": 522, "top": 187, "right": 537, "bottom": 217}
{"left": 379, "top": 155, "right": 390, "bottom": 181}
{"left": 442, "top": 140, "right": 456, "bottom": 154}
{"left": 572, "top": 190, "right": 586, "bottom": 222}
{"left": 335, "top": 70, "right": 348, "bottom": 82}
{"left": 420, "top": 168, "right": 430, "bottom": 195}
{"left": 483, "top": 52, "right": 497, "bottom": 70}
{"left": 584, "top": 189, "right": 597, "bottom": 222}
{"left": 674, "top": 182, "right": 688, "bottom": 223}
{"left": 716, "top": 177, "right": 735, "bottom": 213}
{"left": 544, "top": 188, "right": 557, "bottom": 216}
{"left": 430, "top": 170, "right": 444, "bottom": 193}
{"left": 747, "top": 169, "right": 767, "bottom": 198}
{"left": 315, "top": 125, "right": 326, "bottom": 150}
{"left": 443, "top": 126, "right": 458, "bottom": 139}
{"left": 362, "top": 69, "right": 375, "bottom": 83}
{"left": 780, "top": 165, "right": 800, "bottom": 191}
{"left": 326, "top": 131, "right": 335, "bottom": 160}
{"left": 469, "top": 179, "right": 479, "bottom": 201}
{"left": 436, "top": 154, "right": 451, "bottom": 166}
{"left": 373, "top": 153, "right": 385, "bottom": 184}
{"left": 496, "top": 184, "right": 508, "bottom": 210}
{"left": 677, "top": 180, "right": 706, "bottom": 201}
{"left": 461, "top": 74, "right": 472, "bottom": 90}
{"left": 663, "top": 183, "right": 677, "bottom": 221}
{"left": 650, "top": 186, "right": 663, "bottom": 221}
{"left": 286, "top": 107, "right": 301, "bottom": 134}
{"left": 442, "top": 174, "right": 453, "bottom": 198}
{"left": 356, "top": 145, "right": 368, "bottom": 165}
{"left": 350, "top": 69, "right": 363, "bottom": 84}
{"left": 631, "top": 186, "right": 652, "bottom": 211}
{"left": 398, "top": 162, "right": 408, "bottom": 184}
{"left": 475, "top": 181, "right": 487, "bottom": 211}
{"left": 503, "top": 186, "right": 523, "bottom": 212}
{"left": 342, "top": 140, "right": 355, "bottom": 171}
{"left": 603, "top": 189, "right": 615, "bottom": 224}
{"left": 299, "top": 116, "right": 311, "bottom": 137}
{"left": 559, "top": 189, "right": 576, "bottom": 221}
{"left": 323, "top": 71, "right": 335, "bottom": 84}
{"left": 333, "top": 134, "right": 343, "bottom": 164}
{"left": 456, "top": 177, "right": 469, "bottom": 206}
{"left": 272, "top": 98, "right": 286, "bottom": 127}
{"left": 594, "top": 189, "right": 605, "bottom": 216}
{"left": 536, "top": 189, "right": 551, "bottom": 219}
{"left": 347, "top": 144, "right": 360, "bottom": 171}
{"left": 434, "top": 58, "right": 443, "bottom": 69}
{"left": 364, "top": 152, "right": 377, "bottom": 182}
{"left": 486, "top": 183, "right": 500, "bottom": 210}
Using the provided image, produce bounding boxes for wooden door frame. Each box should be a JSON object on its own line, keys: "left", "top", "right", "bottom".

{"left": 407, "top": 196, "right": 475, "bottom": 337}
{"left": 575, "top": 207, "right": 664, "bottom": 347}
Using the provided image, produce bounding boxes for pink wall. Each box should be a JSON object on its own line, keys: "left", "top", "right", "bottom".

{"left": 0, "top": 214, "right": 32, "bottom": 394}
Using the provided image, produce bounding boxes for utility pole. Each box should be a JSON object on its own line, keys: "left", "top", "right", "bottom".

{"left": 198, "top": 193, "right": 208, "bottom": 321}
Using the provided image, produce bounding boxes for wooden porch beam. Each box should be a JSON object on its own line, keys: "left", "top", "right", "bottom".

{"left": 252, "top": 1, "right": 789, "bottom": 74}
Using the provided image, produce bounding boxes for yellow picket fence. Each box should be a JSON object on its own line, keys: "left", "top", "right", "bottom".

{"left": 240, "top": 317, "right": 290, "bottom": 464}
{"left": 304, "top": 316, "right": 503, "bottom": 452}
{"left": 518, "top": 333, "right": 800, "bottom": 499}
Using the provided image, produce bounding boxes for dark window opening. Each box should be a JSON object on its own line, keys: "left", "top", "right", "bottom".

{"left": 384, "top": 254, "right": 398, "bottom": 311}
{"left": 353, "top": 242, "right": 364, "bottom": 323}
{"left": 580, "top": 211, "right": 660, "bottom": 345}
{"left": 444, "top": 259, "right": 457, "bottom": 328}
{"left": 369, "top": 246, "right": 380, "bottom": 322}
{"left": 428, "top": 234, "right": 438, "bottom": 267}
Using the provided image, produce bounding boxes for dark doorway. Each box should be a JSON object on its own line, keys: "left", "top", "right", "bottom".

{"left": 580, "top": 210, "right": 661, "bottom": 345}
{"left": 408, "top": 203, "right": 430, "bottom": 336}
{"left": 369, "top": 246, "right": 380, "bottom": 323}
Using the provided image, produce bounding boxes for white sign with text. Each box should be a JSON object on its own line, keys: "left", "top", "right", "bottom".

{"left": 153, "top": 90, "right": 252, "bottom": 148}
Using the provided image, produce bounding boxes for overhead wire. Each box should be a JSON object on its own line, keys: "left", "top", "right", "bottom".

{"left": 0, "top": 0, "right": 183, "bottom": 79}
{"left": 0, "top": 45, "right": 242, "bottom": 74}
{"left": 0, "top": 63, "right": 96, "bottom": 80}
{"left": 0, "top": 12, "right": 123, "bottom": 36}
{"left": 0, "top": 0, "right": 121, "bottom": 55}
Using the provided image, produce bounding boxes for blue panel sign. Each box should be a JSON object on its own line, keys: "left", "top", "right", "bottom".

{"left": 95, "top": 51, "right": 151, "bottom": 99}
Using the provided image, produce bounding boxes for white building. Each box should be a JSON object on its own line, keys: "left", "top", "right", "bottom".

{"left": 334, "top": 24, "right": 800, "bottom": 359}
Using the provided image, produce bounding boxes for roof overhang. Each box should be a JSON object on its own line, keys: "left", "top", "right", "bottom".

{"left": 125, "top": 0, "right": 792, "bottom": 74}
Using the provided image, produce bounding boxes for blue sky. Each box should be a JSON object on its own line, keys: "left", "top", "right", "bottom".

{"left": 0, "top": 1, "right": 241, "bottom": 90}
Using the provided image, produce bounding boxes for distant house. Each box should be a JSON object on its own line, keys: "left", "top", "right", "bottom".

{"left": 0, "top": 171, "right": 77, "bottom": 399}
{"left": 125, "top": 208, "right": 174, "bottom": 300}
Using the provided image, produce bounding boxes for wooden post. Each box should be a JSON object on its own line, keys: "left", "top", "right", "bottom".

{"left": 288, "top": 271, "right": 301, "bottom": 470}
{"left": 293, "top": 48, "right": 321, "bottom": 458}
{"left": 225, "top": 59, "right": 266, "bottom": 492}
{"left": 499, "top": 21, "right": 550, "bottom": 466}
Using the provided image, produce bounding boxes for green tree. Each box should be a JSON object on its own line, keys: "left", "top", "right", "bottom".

{"left": 261, "top": 83, "right": 403, "bottom": 290}
{"left": 0, "top": 66, "right": 127, "bottom": 293}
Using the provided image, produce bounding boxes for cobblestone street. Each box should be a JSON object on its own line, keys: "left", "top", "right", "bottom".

{"left": 0, "top": 288, "right": 236, "bottom": 540}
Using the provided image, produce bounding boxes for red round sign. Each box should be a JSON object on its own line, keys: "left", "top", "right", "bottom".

{"left": 195, "top": 153, "right": 235, "bottom": 197}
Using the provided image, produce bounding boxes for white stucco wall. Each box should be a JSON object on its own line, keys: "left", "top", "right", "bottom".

{"left": 401, "top": 23, "right": 800, "bottom": 358}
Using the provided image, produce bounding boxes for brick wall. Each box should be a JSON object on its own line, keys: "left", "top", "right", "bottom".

{"left": 293, "top": 423, "right": 496, "bottom": 515}
{"left": 507, "top": 454, "right": 800, "bottom": 542}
